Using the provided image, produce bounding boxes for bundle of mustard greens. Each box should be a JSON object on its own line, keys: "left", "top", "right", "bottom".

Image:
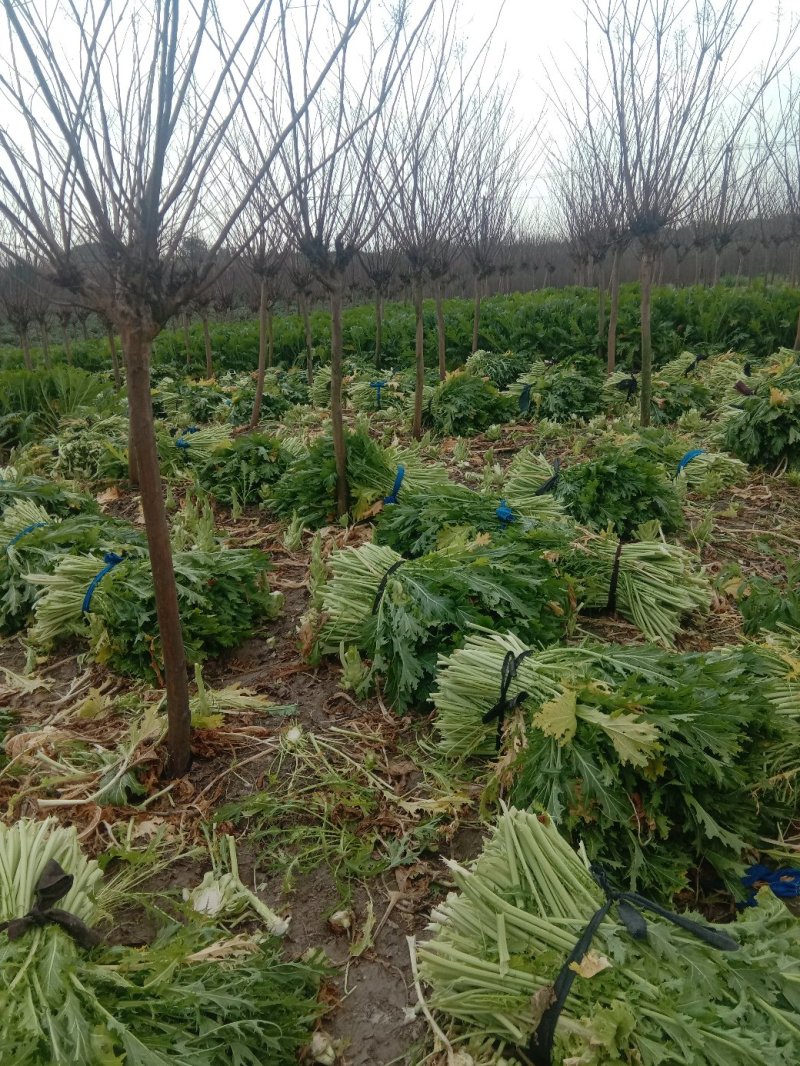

{"left": 311, "top": 539, "right": 573, "bottom": 711}
{"left": 0, "top": 469, "right": 97, "bottom": 519}
{"left": 417, "top": 807, "right": 800, "bottom": 1065}
{"left": 0, "top": 819, "right": 328, "bottom": 1066}
{"left": 27, "top": 546, "right": 281, "bottom": 678}
{"left": 431, "top": 631, "right": 799, "bottom": 895}
{"left": 0, "top": 498, "right": 146, "bottom": 633}
{"left": 565, "top": 531, "right": 712, "bottom": 645}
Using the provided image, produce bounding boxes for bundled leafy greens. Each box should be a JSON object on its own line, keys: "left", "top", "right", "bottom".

{"left": 271, "top": 425, "right": 400, "bottom": 527}
{"left": 28, "top": 547, "right": 281, "bottom": 678}
{"left": 312, "top": 539, "right": 573, "bottom": 710}
{"left": 195, "top": 431, "right": 290, "bottom": 508}
{"left": 423, "top": 371, "right": 516, "bottom": 437}
{"left": 0, "top": 819, "right": 328, "bottom": 1066}
{"left": 566, "top": 532, "right": 712, "bottom": 644}
{"left": 555, "top": 450, "right": 684, "bottom": 536}
{"left": 464, "top": 349, "right": 533, "bottom": 389}
{"left": 0, "top": 499, "right": 146, "bottom": 633}
{"left": 417, "top": 807, "right": 800, "bottom": 1064}
{"left": 432, "top": 631, "right": 798, "bottom": 894}
{"left": 723, "top": 352, "right": 800, "bottom": 469}
{"left": 0, "top": 469, "right": 98, "bottom": 519}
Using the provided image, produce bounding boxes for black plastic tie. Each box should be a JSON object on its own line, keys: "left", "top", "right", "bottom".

{"left": 0, "top": 859, "right": 101, "bottom": 950}
{"left": 371, "top": 559, "right": 406, "bottom": 614}
{"left": 482, "top": 649, "right": 532, "bottom": 751}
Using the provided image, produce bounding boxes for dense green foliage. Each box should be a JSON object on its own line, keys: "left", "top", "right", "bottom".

{"left": 0, "top": 367, "right": 115, "bottom": 453}
{"left": 723, "top": 356, "right": 800, "bottom": 469}
{"left": 4, "top": 284, "right": 798, "bottom": 376}
{"left": 556, "top": 450, "right": 684, "bottom": 535}
{"left": 424, "top": 372, "right": 516, "bottom": 437}
{"left": 271, "top": 426, "right": 395, "bottom": 527}
{"left": 195, "top": 432, "right": 290, "bottom": 508}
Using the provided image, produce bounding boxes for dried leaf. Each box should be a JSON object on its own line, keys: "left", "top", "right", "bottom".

{"left": 569, "top": 950, "right": 612, "bottom": 979}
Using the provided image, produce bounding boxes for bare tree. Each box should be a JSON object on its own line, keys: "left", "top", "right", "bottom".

{"left": 240, "top": 206, "right": 286, "bottom": 426}
{"left": 0, "top": 255, "right": 37, "bottom": 370}
{"left": 266, "top": 1, "right": 438, "bottom": 514}
{"left": 0, "top": 0, "right": 377, "bottom": 775}
{"left": 461, "top": 87, "right": 531, "bottom": 353}
{"left": 582, "top": 0, "right": 794, "bottom": 424}
{"left": 286, "top": 252, "right": 317, "bottom": 383}
{"left": 773, "top": 78, "right": 800, "bottom": 345}
{"left": 360, "top": 242, "right": 398, "bottom": 370}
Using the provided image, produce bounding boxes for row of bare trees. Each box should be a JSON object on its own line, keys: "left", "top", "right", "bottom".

{"left": 0, "top": 0, "right": 797, "bottom": 775}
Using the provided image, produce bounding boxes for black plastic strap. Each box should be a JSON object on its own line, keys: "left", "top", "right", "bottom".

{"left": 606, "top": 540, "right": 625, "bottom": 612}
{"left": 683, "top": 352, "right": 709, "bottom": 377}
{"left": 535, "top": 458, "right": 561, "bottom": 496}
{"left": 527, "top": 863, "right": 738, "bottom": 1066}
{"left": 0, "top": 859, "right": 101, "bottom": 949}
{"left": 615, "top": 377, "right": 638, "bottom": 403}
{"left": 519, "top": 383, "right": 533, "bottom": 415}
{"left": 482, "top": 649, "right": 532, "bottom": 751}
{"left": 734, "top": 380, "right": 754, "bottom": 397}
{"left": 372, "top": 559, "right": 406, "bottom": 614}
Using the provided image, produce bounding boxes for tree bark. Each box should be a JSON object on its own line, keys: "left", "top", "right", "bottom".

{"left": 61, "top": 324, "right": 73, "bottom": 365}
{"left": 374, "top": 291, "right": 383, "bottom": 370}
{"left": 20, "top": 329, "right": 32, "bottom": 371}
{"left": 471, "top": 275, "right": 481, "bottom": 353}
{"left": 607, "top": 245, "right": 621, "bottom": 375}
{"left": 300, "top": 292, "right": 314, "bottom": 386}
{"left": 40, "top": 321, "right": 51, "bottom": 369}
{"left": 122, "top": 323, "right": 191, "bottom": 777}
{"left": 202, "top": 315, "right": 213, "bottom": 378}
{"left": 108, "top": 329, "right": 121, "bottom": 391}
{"left": 596, "top": 260, "right": 606, "bottom": 358}
{"left": 329, "top": 283, "right": 349, "bottom": 517}
{"left": 266, "top": 307, "right": 274, "bottom": 369}
{"left": 182, "top": 313, "right": 192, "bottom": 371}
{"left": 713, "top": 249, "right": 721, "bottom": 287}
{"left": 250, "top": 277, "right": 268, "bottom": 428}
{"left": 412, "top": 275, "right": 425, "bottom": 440}
{"left": 794, "top": 305, "right": 800, "bottom": 352}
{"left": 435, "top": 278, "right": 446, "bottom": 381}
{"left": 639, "top": 250, "right": 655, "bottom": 428}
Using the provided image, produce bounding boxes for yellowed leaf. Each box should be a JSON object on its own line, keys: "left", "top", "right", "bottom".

{"left": 96, "top": 486, "right": 121, "bottom": 505}
{"left": 569, "top": 950, "right": 612, "bottom": 979}
{"left": 533, "top": 689, "right": 577, "bottom": 744}
{"left": 770, "top": 387, "right": 789, "bottom": 407}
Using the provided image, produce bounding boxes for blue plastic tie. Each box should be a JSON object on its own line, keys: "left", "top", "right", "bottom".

{"left": 176, "top": 426, "right": 199, "bottom": 450}
{"left": 82, "top": 552, "right": 126, "bottom": 614}
{"left": 370, "top": 380, "right": 387, "bottom": 410}
{"left": 740, "top": 864, "right": 800, "bottom": 907}
{"left": 676, "top": 449, "right": 705, "bottom": 476}
{"left": 383, "top": 465, "right": 405, "bottom": 505}
{"left": 5, "top": 522, "right": 49, "bottom": 552}
{"left": 496, "top": 499, "right": 515, "bottom": 524}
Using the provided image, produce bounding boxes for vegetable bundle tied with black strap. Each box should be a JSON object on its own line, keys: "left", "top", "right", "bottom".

{"left": 417, "top": 807, "right": 800, "bottom": 1065}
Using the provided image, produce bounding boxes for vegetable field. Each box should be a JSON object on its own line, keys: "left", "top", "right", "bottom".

{"left": 1, "top": 292, "right": 799, "bottom": 1065}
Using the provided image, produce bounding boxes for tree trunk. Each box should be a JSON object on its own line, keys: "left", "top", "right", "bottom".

{"left": 713, "top": 249, "right": 721, "bottom": 287}
{"left": 80, "top": 318, "right": 89, "bottom": 343}
{"left": 40, "top": 322, "right": 51, "bottom": 369}
{"left": 435, "top": 278, "right": 446, "bottom": 381}
{"left": 639, "top": 250, "right": 655, "bottom": 428}
{"left": 329, "top": 284, "right": 349, "bottom": 518}
{"left": 596, "top": 260, "right": 606, "bottom": 357}
{"left": 266, "top": 308, "right": 274, "bottom": 369}
{"left": 300, "top": 293, "right": 313, "bottom": 386}
{"left": 471, "top": 275, "right": 481, "bottom": 353}
{"left": 374, "top": 291, "right": 383, "bottom": 370}
{"left": 108, "top": 329, "right": 121, "bottom": 391}
{"left": 250, "top": 277, "right": 268, "bottom": 428}
{"left": 794, "top": 305, "right": 800, "bottom": 352}
{"left": 607, "top": 245, "right": 621, "bottom": 375}
{"left": 182, "top": 314, "right": 192, "bottom": 371}
{"left": 61, "top": 324, "right": 73, "bottom": 365}
{"left": 122, "top": 323, "right": 191, "bottom": 777}
{"left": 694, "top": 249, "right": 701, "bottom": 286}
{"left": 20, "top": 329, "right": 32, "bottom": 371}
{"left": 202, "top": 315, "right": 213, "bottom": 378}
{"left": 412, "top": 276, "right": 425, "bottom": 440}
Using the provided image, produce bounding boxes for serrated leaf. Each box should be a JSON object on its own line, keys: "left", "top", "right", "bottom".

{"left": 533, "top": 689, "right": 577, "bottom": 744}
{"left": 578, "top": 705, "right": 661, "bottom": 767}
